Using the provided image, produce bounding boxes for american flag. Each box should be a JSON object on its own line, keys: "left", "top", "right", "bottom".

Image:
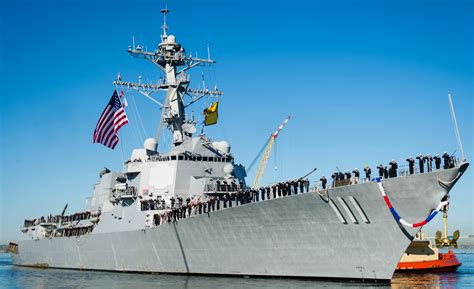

{"left": 93, "top": 90, "right": 128, "bottom": 149}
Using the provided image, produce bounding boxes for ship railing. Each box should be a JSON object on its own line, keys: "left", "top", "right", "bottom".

{"left": 150, "top": 156, "right": 462, "bottom": 227}
{"left": 23, "top": 219, "right": 37, "bottom": 227}
{"left": 151, "top": 184, "right": 315, "bottom": 226}
{"left": 312, "top": 155, "right": 462, "bottom": 191}
{"left": 113, "top": 186, "right": 137, "bottom": 199}
{"left": 57, "top": 211, "right": 97, "bottom": 224}
{"left": 22, "top": 210, "right": 102, "bottom": 232}
{"left": 61, "top": 224, "right": 95, "bottom": 238}
{"left": 147, "top": 153, "right": 232, "bottom": 163}
{"left": 23, "top": 217, "right": 46, "bottom": 227}
{"left": 205, "top": 183, "right": 243, "bottom": 193}
{"left": 140, "top": 199, "right": 166, "bottom": 211}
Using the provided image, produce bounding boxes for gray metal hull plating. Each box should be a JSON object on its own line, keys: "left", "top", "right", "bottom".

{"left": 11, "top": 165, "right": 468, "bottom": 281}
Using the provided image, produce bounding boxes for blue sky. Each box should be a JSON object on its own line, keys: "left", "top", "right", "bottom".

{"left": 1, "top": 0, "right": 472, "bottom": 244}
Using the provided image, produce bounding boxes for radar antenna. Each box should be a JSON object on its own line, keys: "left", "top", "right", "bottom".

{"left": 161, "top": 7, "right": 169, "bottom": 37}
{"left": 113, "top": 8, "right": 223, "bottom": 149}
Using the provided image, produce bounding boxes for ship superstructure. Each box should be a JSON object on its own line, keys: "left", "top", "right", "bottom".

{"left": 90, "top": 8, "right": 247, "bottom": 223}
{"left": 10, "top": 9, "right": 469, "bottom": 283}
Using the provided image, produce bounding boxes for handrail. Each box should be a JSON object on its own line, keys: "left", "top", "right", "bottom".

{"left": 312, "top": 156, "right": 462, "bottom": 191}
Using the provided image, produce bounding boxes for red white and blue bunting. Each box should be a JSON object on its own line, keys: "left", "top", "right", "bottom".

{"left": 375, "top": 178, "right": 448, "bottom": 228}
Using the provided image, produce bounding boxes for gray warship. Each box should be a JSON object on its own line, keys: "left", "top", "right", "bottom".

{"left": 9, "top": 9, "right": 469, "bottom": 283}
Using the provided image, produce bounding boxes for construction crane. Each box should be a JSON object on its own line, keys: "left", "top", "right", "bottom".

{"left": 252, "top": 116, "right": 291, "bottom": 189}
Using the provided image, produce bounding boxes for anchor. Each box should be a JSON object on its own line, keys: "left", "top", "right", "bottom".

{"left": 435, "top": 203, "right": 460, "bottom": 248}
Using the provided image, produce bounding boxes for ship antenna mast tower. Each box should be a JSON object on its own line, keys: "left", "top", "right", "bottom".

{"left": 161, "top": 7, "right": 169, "bottom": 37}
{"left": 114, "top": 8, "right": 223, "bottom": 148}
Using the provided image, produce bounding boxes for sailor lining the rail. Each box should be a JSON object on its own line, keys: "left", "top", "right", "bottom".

{"left": 442, "top": 152, "right": 451, "bottom": 169}
{"left": 320, "top": 176, "right": 327, "bottom": 190}
{"left": 149, "top": 177, "right": 314, "bottom": 226}
{"left": 434, "top": 154, "right": 442, "bottom": 170}
{"left": 377, "top": 164, "right": 384, "bottom": 178}
{"left": 352, "top": 168, "right": 360, "bottom": 184}
{"left": 416, "top": 154, "right": 425, "bottom": 173}
{"left": 426, "top": 154, "right": 433, "bottom": 172}
{"left": 364, "top": 165, "right": 371, "bottom": 182}
{"left": 318, "top": 151, "right": 458, "bottom": 192}
{"left": 69, "top": 151, "right": 461, "bottom": 228}
{"left": 389, "top": 160, "right": 398, "bottom": 178}
{"left": 406, "top": 156, "right": 415, "bottom": 175}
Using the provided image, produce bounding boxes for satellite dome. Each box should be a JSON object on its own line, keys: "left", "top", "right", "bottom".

{"left": 167, "top": 35, "right": 176, "bottom": 44}
{"left": 182, "top": 123, "right": 196, "bottom": 134}
{"left": 219, "top": 141, "right": 231, "bottom": 154}
{"left": 223, "top": 164, "right": 234, "bottom": 176}
{"left": 144, "top": 138, "right": 157, "bottom": 152}
{"left": 212, "top": 141, "right": 230, "bottom": 154}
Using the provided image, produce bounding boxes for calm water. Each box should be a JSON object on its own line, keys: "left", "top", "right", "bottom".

{"left": 1, "top": 251, "right": 473, "bottom": 289}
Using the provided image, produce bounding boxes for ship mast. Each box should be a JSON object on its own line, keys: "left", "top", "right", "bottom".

{"left": 114, "top": 8, "right": 222, "bottom": 148}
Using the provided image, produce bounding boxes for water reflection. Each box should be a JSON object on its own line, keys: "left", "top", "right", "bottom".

{"left": 2, "top": 252, "right": 473, "bottom": 289}
{"left": 2, "top": 266, "right": 390, "bottom": 289}
{"left": 392, "top": 272, "right": 459, "bottom": 289}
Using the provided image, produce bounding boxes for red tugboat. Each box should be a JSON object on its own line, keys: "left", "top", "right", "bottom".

{"left": 396, "top": 240, "right": 461, "bottom": 272}
{"left": 396, "top": 208, "right": 461, "bottom": 272}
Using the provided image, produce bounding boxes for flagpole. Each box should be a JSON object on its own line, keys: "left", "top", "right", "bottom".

{"left": 116, "top": 81, "right": 127, "bottom": 160}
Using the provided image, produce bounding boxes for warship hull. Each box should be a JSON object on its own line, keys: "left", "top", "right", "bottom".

{"left": 11, "top": 164, "right": 468, "bottom": 282}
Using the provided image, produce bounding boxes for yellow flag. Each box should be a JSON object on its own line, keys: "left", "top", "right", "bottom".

{"left": 204, "top": 101, "right": 219, "bottom": 126}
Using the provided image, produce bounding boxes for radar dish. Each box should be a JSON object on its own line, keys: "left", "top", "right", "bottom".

{"left": 182, "top": 123, "right": 196, "bottom": 134}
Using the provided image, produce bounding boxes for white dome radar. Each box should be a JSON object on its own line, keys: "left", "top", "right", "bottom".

{"left": 223, "top": 164, "right": 234, "bottom": 176}
{"left": 167, "top": 35, "right": 176, "bottom": 44}
{"left": 213, "top": 141, "right": 231, "bottom": 154}
{"left": 144, "top": 138, "right": 158, "bottom": 152}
